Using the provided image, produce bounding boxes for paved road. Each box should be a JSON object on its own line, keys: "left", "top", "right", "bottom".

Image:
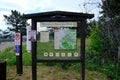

{"left": 0, "top": 42, "right": 14, "bottom": 51}
{"left": 0, "top": 42, "right": 26, "bottom": 51}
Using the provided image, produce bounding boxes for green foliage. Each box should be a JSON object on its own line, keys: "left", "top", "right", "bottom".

{"left": 0, "top": 47, "right": 16, "bottom": 65}
{"left": 55, "top": 62, "right": 72, "bottom": 70}
{"left": 87, "top": 21, "right": 119, "bottom": 79}
{"left": 86, "top": 57, "right": 120, "bottom": 80}
{"left": 3, "top": 10, "right": 28, "bottom": 35}
{"left": 101, "top": 0, "right": 120, "bottom": 18}
{"left": 70, "top": 63, "right": 80, "bottom": 72}
{"left": 0, "top": 45, "right": 31, "bottom": 66}
{"left": 22, "top": 45, "right": 32, "bottom": 66}
{"left": 100, "top": 61, "right": 119, "bottom": 80}
{"left": 89, "top": 22, "right": 103, "bottom": 56}
{"left": 86, "top": 58, "right": 98, "bottom": 71}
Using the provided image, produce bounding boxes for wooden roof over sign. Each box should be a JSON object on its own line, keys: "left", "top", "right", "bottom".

{"left": 24, "top": 11, "right": 94, "bottom": 21}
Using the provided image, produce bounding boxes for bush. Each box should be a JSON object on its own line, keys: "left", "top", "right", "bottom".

{"left": 89, "top": 23, "right": 103, "bottom": 56}
{"left": 0, "top": 47, "right": 16, "bottom": 65}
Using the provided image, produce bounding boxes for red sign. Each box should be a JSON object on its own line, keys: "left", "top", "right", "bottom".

{"left": 14, "top": 33, "right": 21, "bottom": 45}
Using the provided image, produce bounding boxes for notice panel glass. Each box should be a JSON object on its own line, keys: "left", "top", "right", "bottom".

{"left": 37, "top": 22, "right": 80, "bottom": 58}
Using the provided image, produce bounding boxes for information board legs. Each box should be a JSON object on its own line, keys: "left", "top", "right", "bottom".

{"left": 80, "top": 19, "right": 86, "bottom": 80}
{"left": 32, "top": 20, "right": 37, "bottom": 80}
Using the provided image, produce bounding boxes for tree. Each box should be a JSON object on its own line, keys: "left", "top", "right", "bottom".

{"left": 101, "top": 0, "right": 120, "bottom": 18}
{"left": 4, "top": 10, "right": 28, "bottom": 35}
{"left": 99, "top": 0, "right": 120, "bottom": 60}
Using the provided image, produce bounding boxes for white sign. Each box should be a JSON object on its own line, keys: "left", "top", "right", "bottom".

{"left": 55, "top": 52, "right": 60, "bottom": 57}
{"left": 74, "top": 52, "right": 79, "bottom": 57}
{"left": 14, "top": 33, "right": 21, "bottom": 45}
{"left": 28, "top": 30, "right": 36, "bottom": 42}
{"left": 49, "top": 52, "right": 54, "bottom": 57}
{"left": 44, "top": 52, "right": 48, "bottom": 57}
{"left": 40, "top": 22, "right": 77, "bottom": 27}
{"left": 40, "top": 31, "right": 49, "bottom": 42}
{"left": 61, "top": 53, "right": 65, "bottom": 57}
{"left": 67, "top": 53, "right": 72, "bottom": 57}
{"left": 26, "top": 26, "right": 31, "bottom": 53}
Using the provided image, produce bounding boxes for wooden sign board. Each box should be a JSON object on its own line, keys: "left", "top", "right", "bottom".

{"left": 40, "top": 22, "right": 77, "bottom": 27}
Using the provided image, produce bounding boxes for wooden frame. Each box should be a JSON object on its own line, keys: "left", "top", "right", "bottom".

{"left": 25, "top": 11, "right": 94, "bottom": 80}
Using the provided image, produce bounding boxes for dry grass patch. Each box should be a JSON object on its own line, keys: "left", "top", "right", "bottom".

{"left": 7, "top": 66, "right": 105, "bottom": 80}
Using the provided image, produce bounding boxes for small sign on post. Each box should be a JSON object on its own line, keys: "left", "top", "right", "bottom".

{"left": 14, "top": 33, "right": 21, "bottom": 46}
{"left": 15, "top": 46, "right": 20, "bottom": 56}
{"left": 28, "top": 30, "right": 36, "bottom": 42}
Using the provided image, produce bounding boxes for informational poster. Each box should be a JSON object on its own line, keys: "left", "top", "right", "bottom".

{"left": 40, "top": 31, "right": 49, "bottom": 42}
{"left": 54, "top": 28, "right": 76, "bottom": 49}
{"left": 28, "top": 30, "right": 36, "bottom": 42}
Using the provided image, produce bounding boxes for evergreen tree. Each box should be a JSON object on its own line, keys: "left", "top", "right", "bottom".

{"left": 4, "top": 10, "right": 28, "bottom": 35}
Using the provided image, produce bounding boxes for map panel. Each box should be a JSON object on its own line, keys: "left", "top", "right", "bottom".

{"left": 54, "top": 28, "right": 76, "bottom": 49}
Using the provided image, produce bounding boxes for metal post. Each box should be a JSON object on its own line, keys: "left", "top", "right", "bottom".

{"left": 80, "top": 19, "right": 86, "bottom": 80}
{"left": 32, "top": 19, "right": 37, "bottom": 80}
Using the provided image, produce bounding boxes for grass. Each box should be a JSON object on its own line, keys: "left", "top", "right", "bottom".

{"left": 37, "top": 39, "right": 80, "bottom": 58}
{"left": 0, "top": 39, "right": 107, "bottom": 80}
{"left": 0, "top": 47, "right": 16, "bottom": 65}
{"left": 7, "top": 66, "right": 106, "bottom": 80}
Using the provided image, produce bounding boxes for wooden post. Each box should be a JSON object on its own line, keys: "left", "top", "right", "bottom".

{"left": 15, "top": 25, "right": 23, "bottom": 75}
{"left": 0, "top": 61, "right": 6, "bottom": 80}
{"left": 118, "top": 46, "right": 120, "bottom": 66}
{"left": 80, "top": 19, "right": 86, "bottom": 80}
{"left": 31, "top": 19, "right": 37, "bottom": 80}
{"left": 16, "top": 33, "right": 23, "bottom": 75}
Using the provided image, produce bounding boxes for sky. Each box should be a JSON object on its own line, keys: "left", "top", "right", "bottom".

{"left": 0, "top": 0, "right": 102, "bottom": 31}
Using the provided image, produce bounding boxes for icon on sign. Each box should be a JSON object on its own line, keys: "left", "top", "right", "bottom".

{"left": 55, "top": 52, "right": 60, "bottom": 57}
{"left": 49, "top": 52, "right": 54, "bottom": 57}
{"left": 74, "top": 52, "right": 79, "bottom": 57}
{"left": 67, "top": 53, "right": 72, "bottom": 57}
{"left": 44, "top": 52, "right": 48, "bottom": 57}
{"left": 61, "top": 53, "right": 65, "bottom": 57}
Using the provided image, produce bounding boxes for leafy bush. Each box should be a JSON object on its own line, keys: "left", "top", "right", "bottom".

{"left": 100, "top": 61, "right": 119, "bottom": 80}
{"left": 89, "top": 23, "right": 103, "bottom": 56}
{"left": 0, "top": 47, "right": 16, "bottom": 65}
{"left": 0, "top": 45, "right": 31, "bottom": 66}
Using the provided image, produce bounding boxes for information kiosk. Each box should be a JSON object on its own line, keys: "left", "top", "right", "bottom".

{"left": 25, "top": 11, "right": 94, "bottom": 80}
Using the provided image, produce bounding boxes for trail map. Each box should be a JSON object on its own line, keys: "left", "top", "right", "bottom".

{"left": 54, "top": 28, "right": 76, "bottom": 49}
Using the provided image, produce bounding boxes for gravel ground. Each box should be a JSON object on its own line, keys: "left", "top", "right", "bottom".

{"left": 0, "top": 42, "right": 26, "bottom": 51}
{"left": 0, "top": 42, "right": 14, "bottom": 51}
